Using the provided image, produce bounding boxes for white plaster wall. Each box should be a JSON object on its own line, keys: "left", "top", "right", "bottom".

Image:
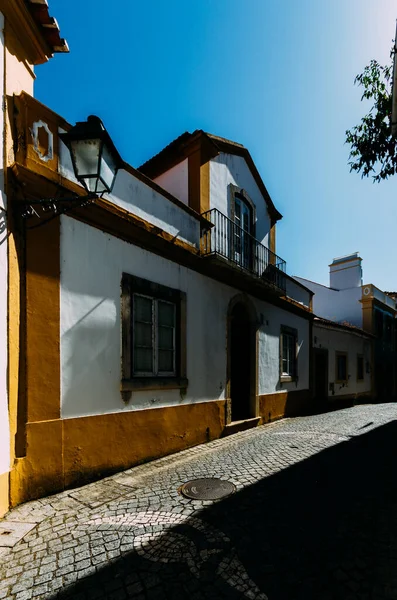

{"left": 59, "top": 140, "right": 199, "bottom": 248}
{"left": 294, "top": 277, "right": 363, "bottom": 327}
{"left": 154, "top": 159, "right": 189, "bottom": 206}
{"left": 285, "top": 277, "right": 311, "bottom": 308}
{"left": 60, "top": 216, "right": 310, "bottom": 418}
{"left": 210, "top": 153, "right": 271, "bottom": 248}
{"left": 313, "top": 324, "right": 372, "bottom": 397}
{"left": 256, "top": 303, "right": 310, "bottom": 395}
{"left": 329, "top": 260, "right": 362, "bottom": 290}
{"left": 0, "top": 12, "right": 9, "bottom": 477}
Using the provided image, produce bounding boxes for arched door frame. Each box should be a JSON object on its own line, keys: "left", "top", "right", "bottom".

{"left": 226, "top": 294, "right": 259, "bottom": 424}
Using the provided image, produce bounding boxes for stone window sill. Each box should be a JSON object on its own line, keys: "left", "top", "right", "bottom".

{"left": 121, "top": 377, "right": 188, "bottom": 392}
{"left": 280, "top": 375, "right": 296, "bottom": 383}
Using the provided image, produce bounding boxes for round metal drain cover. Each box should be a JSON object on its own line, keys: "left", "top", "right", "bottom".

{"left": 180, "top": 478, "right": 236, "bottom": 500}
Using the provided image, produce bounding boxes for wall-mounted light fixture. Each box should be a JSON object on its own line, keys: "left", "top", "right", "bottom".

{"left": 19, "top": 115, "right": 122, "bottom": 225}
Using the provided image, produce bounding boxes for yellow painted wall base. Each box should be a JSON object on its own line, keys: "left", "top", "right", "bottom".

{"left": 259, "top": 390, "right": 311, "bottom": 424}
{"left": 0, "top": 471, "right": 9, "bottom": 517}
{"left": 10, "top": 400, "right": 226, "bottom": 508}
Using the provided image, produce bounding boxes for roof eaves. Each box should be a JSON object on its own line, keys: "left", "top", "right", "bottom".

{"left": 314, "top": 316, "right": 375, "bottom": 338}
{"left": 27, "top": 0, "right": 69, "bottom": 57}
{"left": 205, "top": 133, "right": 282, "bottom": 222}
{"left": 138, "top": 130, "right": 220, "bottom": 180}
{"left": 138, "top": 129, "right": 283, "bottom": 222}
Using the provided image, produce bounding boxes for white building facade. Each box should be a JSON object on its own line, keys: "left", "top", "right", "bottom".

{"left": 8, "top": 117, "right": 314, "bottom": 508}
{"left": 313, "top": 318, "right": 373, "bottom": 404}
{"left": 295, "top": 253, "right": 397, "bottom": 401}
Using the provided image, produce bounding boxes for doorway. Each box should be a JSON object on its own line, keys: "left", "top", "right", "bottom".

{"left": 229, "top": 302, "right": 253, "bottom": 422}
{"left": 314, "top": 348, "right": 328, "bottom": 406}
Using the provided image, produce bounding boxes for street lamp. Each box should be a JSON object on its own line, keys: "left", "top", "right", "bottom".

{"left": 59, "top": 115, "right": 122, "bottom": 195}
{"left": 19, "top": 115, "right": 122, "bottom": 225}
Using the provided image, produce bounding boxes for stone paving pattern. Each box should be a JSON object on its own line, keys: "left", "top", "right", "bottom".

{"left": 1, "top": 404, "right": 397, "bottom": 599}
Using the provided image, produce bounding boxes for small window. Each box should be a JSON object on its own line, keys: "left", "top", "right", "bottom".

{"left": 357, "top": 355, "right": 364, "bottom": 381}
{"left": 335, "top": 352, "right": 348, "bottom": 383}
{"left": 133, "top": 295, "right": 176, "bottom": 376}
{"left": 280, "top": 326, "right": 298, "bottom": 381}
{"left": 121, "top": 274, "right": 187, "bottom": 391}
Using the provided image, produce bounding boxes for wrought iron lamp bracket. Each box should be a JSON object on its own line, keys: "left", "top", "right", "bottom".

{"left": 19, "top": 192, "right": 100, "bottom": 228}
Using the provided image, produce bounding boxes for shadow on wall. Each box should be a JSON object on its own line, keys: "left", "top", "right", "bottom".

{"left": 0, "top": 169, "right": 8, "bottom": 247}
{"left": 61, "top": 297, "right": 119, "bottom": 416}
{"left": 0, "top": 210, "right": 6, "bottom": 246}
{"left": 54, "top": 420, "right": 397, "bottom": 600}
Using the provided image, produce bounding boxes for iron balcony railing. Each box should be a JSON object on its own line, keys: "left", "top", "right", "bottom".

{"left": 201, "top": 208, "right": 287, "bottom": 292}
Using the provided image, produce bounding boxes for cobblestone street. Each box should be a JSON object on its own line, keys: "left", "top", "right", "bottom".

{"left": 1, "top": 404, "right": 397, "bottom": 600}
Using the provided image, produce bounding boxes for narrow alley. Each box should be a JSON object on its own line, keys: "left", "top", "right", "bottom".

{"left": 1, "top": 404, "right": 397, "bottom": 600}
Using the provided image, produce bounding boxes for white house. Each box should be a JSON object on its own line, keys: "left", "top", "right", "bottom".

{"left": 313, "top": 317, "right": 373, "bottom": 405}
{"left": 295, "top": 253, "right": 397, "bottom": 401}
{"left": 7, "top": 100, "right": 314, "bottom": 509}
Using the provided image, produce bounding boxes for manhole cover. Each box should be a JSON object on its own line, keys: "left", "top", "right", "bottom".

{"left": 180, "top": 478, "right": 236, "bottom": 500}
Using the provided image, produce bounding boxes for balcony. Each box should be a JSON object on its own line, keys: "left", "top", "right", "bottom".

{"left": 201, "top": 208, "right": 287, "bottom": 293}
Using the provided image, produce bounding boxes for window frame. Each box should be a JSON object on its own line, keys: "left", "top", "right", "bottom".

{"left": 121, "top": 273, "right": 187, "bottom": 391}
{"left": 335, "top": 351, "right": 348, "bottom": 384}
{"left": 357, "top": 354, "right": 364, "bottom": 382}
{"left": 132, "top": 294, "right": 177, "bottom": 377}
{"left": 229, "top": 184, "right": 256, "bottom": 238}
{"left": 280, "top": 325, "right": 298, "bottom": 383}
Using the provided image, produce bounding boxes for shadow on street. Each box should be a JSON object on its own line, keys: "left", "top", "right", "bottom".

{"left": 55, "top": 420, "right": 397, "bottom": 599}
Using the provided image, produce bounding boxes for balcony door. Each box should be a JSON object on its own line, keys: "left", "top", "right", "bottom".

{"left": 234, "top": 195, "right": 253, "bottom": 269}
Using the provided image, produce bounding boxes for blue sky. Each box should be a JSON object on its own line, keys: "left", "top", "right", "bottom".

{"left": 36, "top": 0, "right": 397, "bottom": 290}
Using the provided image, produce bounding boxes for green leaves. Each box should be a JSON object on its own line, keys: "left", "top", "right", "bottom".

{"left": 345, "top": 49, "right": 397, "bottom": 182}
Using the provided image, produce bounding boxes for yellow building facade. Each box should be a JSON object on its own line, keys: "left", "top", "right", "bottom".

{"left": 0, "top": 0, "right": 68, "bottom": 516}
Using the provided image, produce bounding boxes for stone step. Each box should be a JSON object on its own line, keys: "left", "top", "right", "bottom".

{"left": 222, "top": 416, "right": 261, "bottom": 437}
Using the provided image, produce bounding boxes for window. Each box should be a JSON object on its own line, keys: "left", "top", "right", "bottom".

{"left": 357, "top": 354, "right": 364, "bottom": 381}
{"left": 229, "top": 185, "right": 256, "bottom": 271}
{"left": 280, "top": 326, "right": 298, "bottom": 381}
{"left": 234, "top": 195, "right": 253, "bottom": 269}
{"left": 133, "top": 295, "right": 176, "bottom": 375}
{"left": 335, "top": 352, "right": 348, "bottom": 383}
{"left": 121, "top": 274, "right": 187, "bottom": 391}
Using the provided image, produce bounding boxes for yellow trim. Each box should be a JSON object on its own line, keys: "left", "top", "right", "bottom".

{"left": 9, "top": 214, "right": 61, "bottom": 505}
{"left": 0, "top": 471, "right": 9, "bottom": 517}
{"left": 329, "top": 264, "right": 360, "bottom": 274}
{"left": 9, "top": 401, "right": 226, "bottom": 507}
{"left": 259, "top": 390, "right": 311, "bottom": 423}
{"left": 10, "top": 419, "right": 63, "bottom": 507}
{"left": 188, "top": 151, "right": 201, "bottom": 213}
{"left": 26, "top": 218, "right": 60, "bottom": 423}
{"left": 329, "top": 257, "right": 362, "bottom": 268}
{"left": 269, "top": 221, "right": 276, "bottom": 255}
{"left": 7, "top": 216, "right": 21, "bottom": 473}
{"left": 200, "top": 161, "right": 210, "bottom": 214}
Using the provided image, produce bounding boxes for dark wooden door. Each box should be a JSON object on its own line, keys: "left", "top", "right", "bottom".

{"left": 230, "top": 303, "right": 251, "bottom": 422}
{"left": 314, "top": 349, "right": 328, "bottom": 402}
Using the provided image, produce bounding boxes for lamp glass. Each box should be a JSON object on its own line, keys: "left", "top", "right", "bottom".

{"left": 100, "top": 144, "right": 117, "bottom": 192}
{"left": 70, "top": 138, "right": 101, "bottom": 187}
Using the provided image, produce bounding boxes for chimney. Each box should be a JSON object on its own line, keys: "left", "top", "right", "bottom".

{"left": 329, "top": 252, "right": 363, "bottom": 290}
